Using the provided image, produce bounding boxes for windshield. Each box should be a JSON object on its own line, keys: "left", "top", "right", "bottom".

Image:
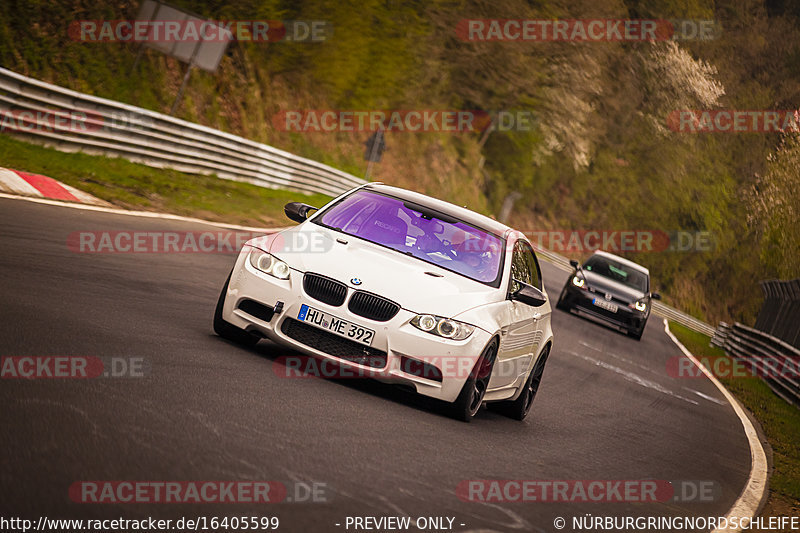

{"left": 584, "top": 256, "right": 649, "bottom": 292}
{"left": 313, "top": 189, "right": 505, "bottom": 286}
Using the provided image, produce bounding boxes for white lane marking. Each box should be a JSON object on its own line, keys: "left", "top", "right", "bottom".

{"left": 567, "top": 349, "right": 699, "bottom": 405}
{"left": 578, "top": 340, "right": 603, "bottom": 352}
{"left": 682, "top": 386, "right": 727, "bottom": 405}
{"left": 0, "top": 168, "right": 42, "bottom": 196}
{"left": 578, "top": 340, "right": 663, "bottom": 375}
{"left": 0, "top": 191, "right": 283, "bottom": 232}
{"left": 664, "top": 319, "right": 768, "bottom": 533}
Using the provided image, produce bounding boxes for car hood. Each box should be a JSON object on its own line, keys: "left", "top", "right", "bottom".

{"left": 581, "top": 270, "right": 646, "bottom": 303}
{"left": 250, "top": 224, "right": 503, "bottom": 317}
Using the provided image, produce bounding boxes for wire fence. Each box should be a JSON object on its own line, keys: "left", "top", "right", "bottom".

{"left": 754, "top": 279, "right": 800, "bottom": 349}
{"left": 712, "top": 278, "right": 800, "bottom": 408}
{"left": 712, "top": 321, "right": 800, "bottom": 408}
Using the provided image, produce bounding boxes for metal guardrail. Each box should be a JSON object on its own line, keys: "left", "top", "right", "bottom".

{"left": 651, "top": 301, "right": 716, "bottom": 337}
{"left": 533, "top": 246, "right": 716, "bottom": 337}
{"left": 0, "top": 68, "right": 364, "bottom": 197}
{"left": 712, "top": 322, "right": 800, "bottom": 408}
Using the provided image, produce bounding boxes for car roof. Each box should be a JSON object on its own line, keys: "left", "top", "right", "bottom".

{"left": 362, "top": 183, "right": 512, "bottom": 238}
{"left": 589, "top": 250, "right": 650, "bottom": 276}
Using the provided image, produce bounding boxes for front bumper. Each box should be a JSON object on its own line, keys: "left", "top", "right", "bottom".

{"left": 221, "top": 248, "right": 492, "bottom": 403}
{"left": 559, "top": 283, "right": 648, "bottom": 332}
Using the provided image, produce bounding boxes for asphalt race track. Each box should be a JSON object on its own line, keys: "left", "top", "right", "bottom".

{"left": 0, "top": 196, "right": 752, "bottom": 532}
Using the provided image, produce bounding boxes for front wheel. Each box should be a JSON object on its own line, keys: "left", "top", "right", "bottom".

{"left": 451, "top": 339, "right": 498, "bottom": 422}
{"left": 213, "top": 270, "right": 260, "bottom": 347}
{"left": 492, "top": 345, "right": 550, "bottom": 421}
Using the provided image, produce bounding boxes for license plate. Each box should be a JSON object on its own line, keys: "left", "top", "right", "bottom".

{"left": 297, "top": 304, "right": 375, "bottom": 346}
{"left": 592, "top": 298, "right": 618, "bottom": 313}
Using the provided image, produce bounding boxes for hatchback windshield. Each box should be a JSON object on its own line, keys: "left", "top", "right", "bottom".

{"left": 314, "top": 189, "right": 505, "bottom": 286}
{"left": 584, "top": 256, "right": 649, "bottom": 292}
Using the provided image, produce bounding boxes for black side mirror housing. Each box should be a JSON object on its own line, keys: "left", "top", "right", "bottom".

{"left": 510, "top": 281, "right": 547, "bottom": 307}
{"left": 569, "top": 259, "right": 580, "bottom": 269}
{"left": 651, "top": 292, "right": 661, "bottom": 300}
{"left": 284, "top": 202, "right": 318, "bottom": 223}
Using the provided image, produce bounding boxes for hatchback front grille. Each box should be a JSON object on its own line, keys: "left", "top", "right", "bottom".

{"left": 303, "top": 273, "right": 347, "bottom": 307}
{"left": 348, "top": 291, "right": 400, "bottom": 322}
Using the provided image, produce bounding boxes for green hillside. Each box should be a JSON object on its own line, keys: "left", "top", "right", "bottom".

{"left": 1, "top": 0, "right": 799, "bottom": 325}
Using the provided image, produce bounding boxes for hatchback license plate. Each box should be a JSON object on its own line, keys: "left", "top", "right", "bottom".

{"left": 297, "top": 304, "right": 375, "bottom": 346}
{"left": 592, "top": 298, "right": 618, "bottom": 313}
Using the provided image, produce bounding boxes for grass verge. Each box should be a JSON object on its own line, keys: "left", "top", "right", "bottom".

{"left": 669, "top": 321, "right": 800, "bottom": 527}
{"left": 0, "top": 134, "right": 333, "bottom": 228}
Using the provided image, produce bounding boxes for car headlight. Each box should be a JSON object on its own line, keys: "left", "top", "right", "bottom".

{"left": 572, "top": 275, "right": 586, "bottom": 288}
{"left": 410, "top": 314, "right": 474, "bottom": 340}
{"left": 632, "top": 299, "right": 647, "bottom": 312}
{"left": 248, "top": 248, "right": 290, "bottom": 280}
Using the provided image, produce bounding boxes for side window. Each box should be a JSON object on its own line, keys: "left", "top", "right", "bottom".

{"left": 522, "top": 242, "right": 542, "bottom": 290}
{"left": 510, "top": 241, "right": 532, "bottom": 293}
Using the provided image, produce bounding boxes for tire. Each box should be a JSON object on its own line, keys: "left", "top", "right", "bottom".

{"left": 213, "top": 270, "right": 260, "bottom": 347}
{"left": 492, "top": 345, "right": 550, "bottom": 421}
{"left": 451, "top": 339, "right": 498, "bottom": 422}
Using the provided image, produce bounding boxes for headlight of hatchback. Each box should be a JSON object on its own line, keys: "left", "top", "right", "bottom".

{"left": 248, "top": 248, "right": 290, "bottom": 280}
{"left": 410, "top": 314, "right": 474, "bottom": 340}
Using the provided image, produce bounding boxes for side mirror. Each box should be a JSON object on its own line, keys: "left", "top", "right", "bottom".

{"left": 284, "top": 202, "right": 318, "bottom": 223}
{"left": 650, "top": 292, "right": 661, "bottom": 300}
{"left": 510, "top": 281, "right": 547, "bottom": 307}
{"left": 569, "top": 259, "right": 579, "bottom": 269}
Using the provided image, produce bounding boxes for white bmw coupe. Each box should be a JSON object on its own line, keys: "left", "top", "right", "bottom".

{"left": 213, "top": 183, "right": 553, "bottom": 421}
